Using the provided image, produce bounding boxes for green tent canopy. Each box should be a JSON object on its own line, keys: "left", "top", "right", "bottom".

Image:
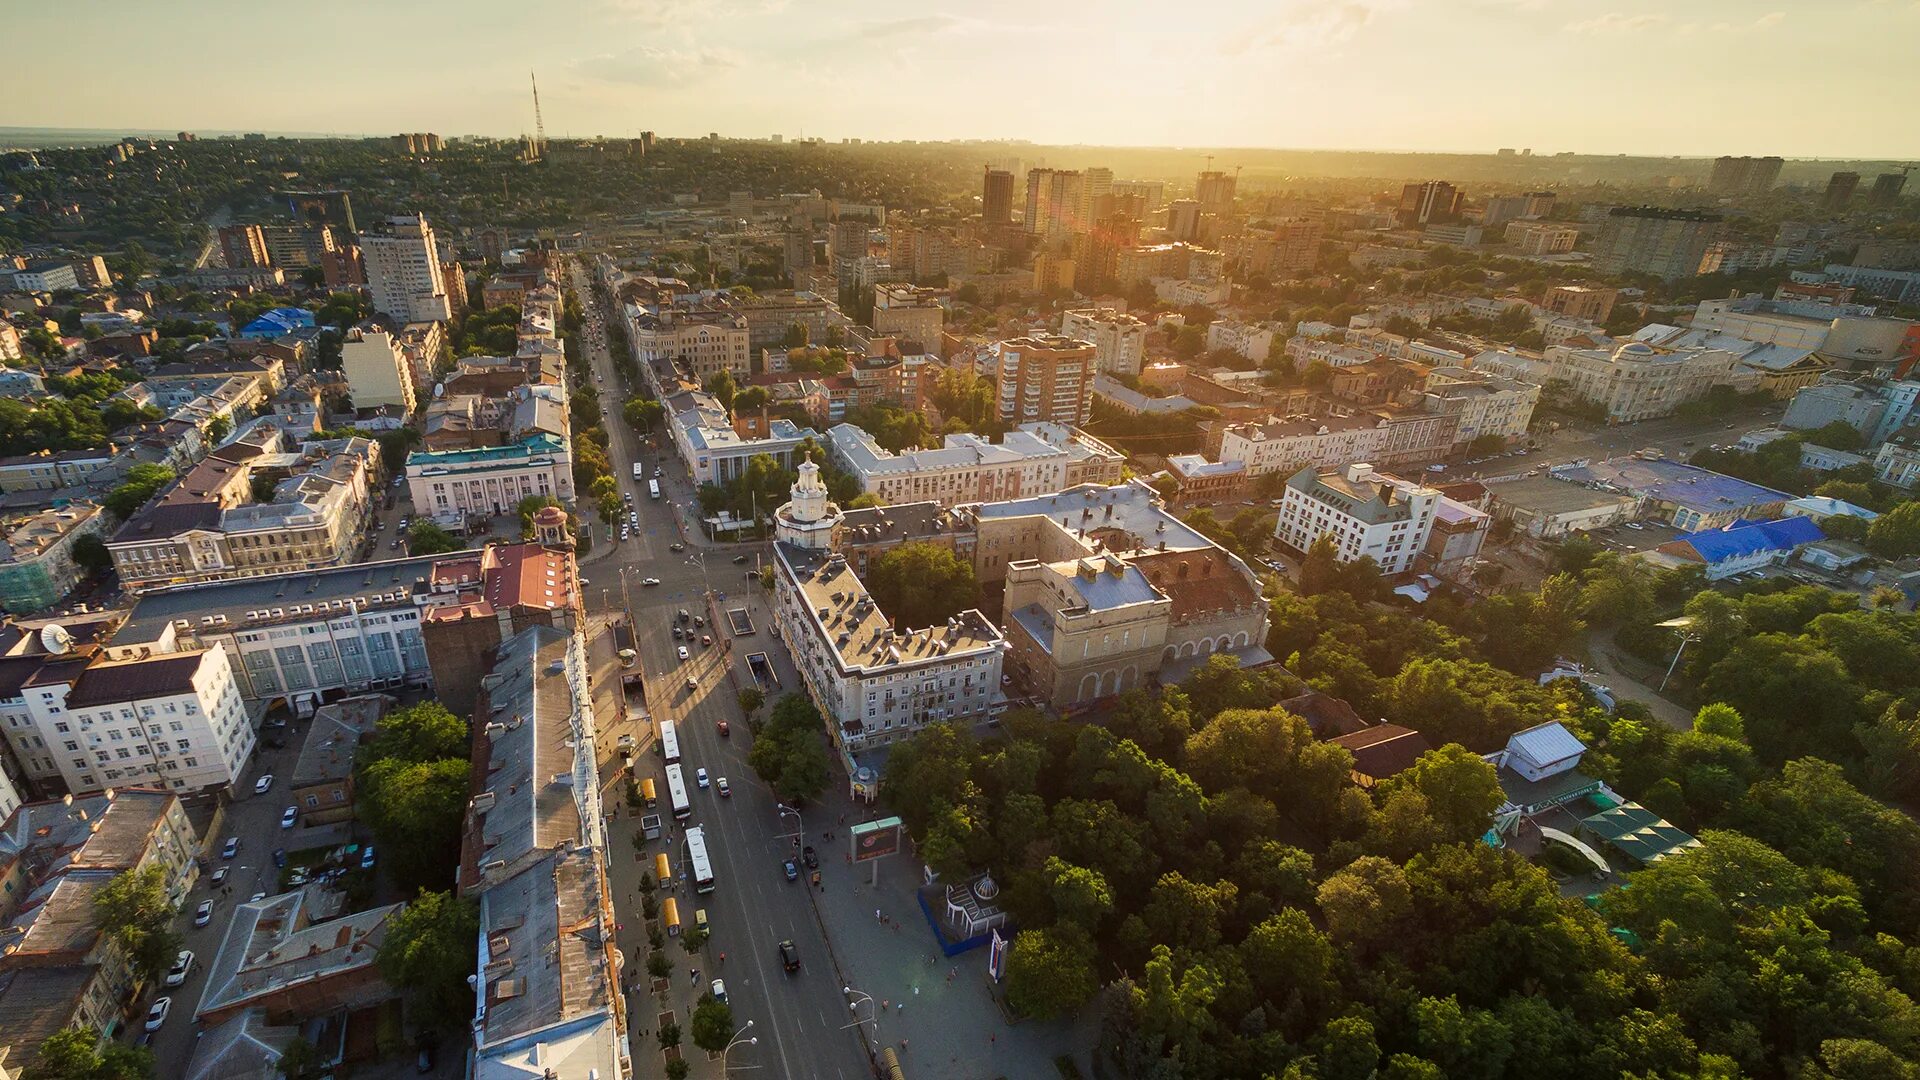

{"left": 1580, "top": 801, "right": 1702, "bottom": 866}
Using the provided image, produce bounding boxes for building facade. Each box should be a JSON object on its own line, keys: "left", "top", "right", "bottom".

{"left": 1273, "top": 463, "right": 1439, "bottom": 575}
{"left": 1060, "top": 310, "right": 1149, "bottom": 377}
{"left": 407, "top": 435, "right": 573, "bottom": 523}
{"left": 340, "top": 330, "right": 418, "bottom": 413}
{"left": 1544, "top": 340, "right": 1735, "bottom": 422}
{"left": 0, "top": 505, "right": 108, "bottom": 614}
{"left": 994, "top": 335, "right": 1096, "bottom": 427}
{"left": 1592, "top": 207, "right": 1723, "bottom": 281}
{"left": 360, "top": 213, "right": 453, "bottom": 324}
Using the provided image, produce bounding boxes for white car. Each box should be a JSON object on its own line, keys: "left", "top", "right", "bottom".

{"left": 642, "top": 577, "right": 661, "bottom": 586}
{"left": 696, "top": 767, "right": 710, "bottom": 789}
{"left": 620, "top": 527, "right": 630, "bottom": 541}
{"left": 280, "top": 806, "right": 298, "bottom": 829}
{"left": 144, "top": 997, "right": 172, "bottom": 1032}
{"left": 676, "top": 645, "right": 689, "bottom": 661}
{"left": 711, "top": 978, "right": 728, "bottom": 1003}
{"left": 253, "top": 774, "right": 274, "bottom": 795}
{"left": 165, "top": 950, "right": 194, "bottom": 987}
{"left": 249, "top": 891, "right": 267, "bottom": 903}
{"left": 685, "top": 676, "right": 698, "bottom": 690}
{"left": 194, "top": 900, "right": 215, "bottom": 926}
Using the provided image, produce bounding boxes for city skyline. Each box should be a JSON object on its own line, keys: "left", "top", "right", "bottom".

{"left": 6, "top": 0, "right": 1918, "bottom": 159}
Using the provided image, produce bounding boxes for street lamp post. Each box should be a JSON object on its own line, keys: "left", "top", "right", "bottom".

{"left": 841, "top": 985, "right": 878, "bottom": 1044}
{"left": 1655, "top": 616, "right": 1699, "bottom": 693}
{"left": 775, "top": 802, "right": 804, "bottom": 845}
{"left": 722, "top": 1020, "right": 757, "bottom": 1071}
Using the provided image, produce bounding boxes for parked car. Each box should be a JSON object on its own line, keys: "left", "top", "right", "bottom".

{"left": 253, "top": 774, "right": 274, "bottom": 794}
{"left": 144, "top": 997, "right": 172, "bottom": 1032}
{"left": 210, "top": 867, "right": 228, "bottom": 887}
{"left": 711, "top": 978, "right": 728, "bottom": 1003}
{"left": 732, "top": 554, "right": 749, "bottom": 564}
{"left": 272, "top": 848, "right": 287, "bottom": 868}
{"left": 802, "top": 845, "right": 818, "bottom": 869}
{"left": 716, "top": 776, "right": 731, "bottom": 797}
{"left": 361, "top": 846, "right": 377, "bottom": 870}
{"left": 676, "top": 646, "right": 689, "bottom": 661}
{"left": 221, "top": 837, "right": 240, "bottom": 859}
{"left": 669, "top": 542, "right": 685, "bottom": 552}
{"left": 194, "top": 900, "right": 215, "bottom": 926}
{"left": 165, "top": 950, "right": 194, "bottom": 987}
{"left": 782, "top": 859, "right": 799, "bottom": 882}
{"left": 280, "top": 806, "right": 298, "bottom": 829}
{"left": 779, "top": 939, "right": 800, "bottom": 972}
{"left": 249, "top": 891, "right": 267, "bottom": 903}
{"left": 717, "top": 720, "right": 730, "bottom": 737}
{"left": 642, "top": 577, "right": 661, "bottom": 586}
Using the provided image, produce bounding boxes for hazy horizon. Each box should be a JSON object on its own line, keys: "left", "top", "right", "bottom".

{"left": 5, "top": 0, "right": 1918, "bottom": 160}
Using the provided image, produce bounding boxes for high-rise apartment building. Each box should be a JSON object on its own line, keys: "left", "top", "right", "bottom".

{"left": 1707, "top": 156, "right": 1784, "bottom": 195}
{"left": 361, "top": 214, "right": 452, "bottom": 324}
{"left": 1592, "top": 206, "right": 1724, "bottom": 281}
{"left": 1061, "top": 309, "right": 1148, "bottom": 376}
{"left": 1869, "top": 173, "right": 1909, "bottom": 209}
{"left": 282, "top": 189, "right": 356, "bottom": 233}
{"left": 1824, "top": 172, "right": 1862, "bottom": 211}
{"left": 340, "top": 329, "right": 418, "bottom": 413}
{"left": 1195, "top": 170, "right": 1236, "bottom": 214}
{"left": 1398, "top": 181, "right": 1462, "bottom": 226}
{"left": 1025, "top": 169, "right": 1084, "bottom": 245}
{"left": 1080, "top": 167, "right": 1114, "bottom": 224}
{"left": 1167, "top": 200, "right": 1203, "bottom": 242}
{"left": 218, "top": 224, "right": 271, "bottom": 269}
{"left": 871, "top": 283, "right": 944, "bottom": 347}
{"left": 982, "top": 167, "right": 1014, "bottom": 226}
{"left": 1110, "top": 180, "right": 1167, "bottom": 211}
{"left": 1542, "top": 285, "right": 1618, "bottom": 323}
{"left": 1481, "top": 191, "right": 1556, "bottom": 228}
{"left": 995, "top": 334, "right": 1096, "bottom": 426}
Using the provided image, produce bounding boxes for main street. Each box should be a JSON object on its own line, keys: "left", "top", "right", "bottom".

{"left": 569, "top": 264, "right": 873, "bottom": 1079}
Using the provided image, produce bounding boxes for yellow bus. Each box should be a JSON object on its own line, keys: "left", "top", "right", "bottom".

{"left": 661, "top": 896, "right": 681, "bottom": 936}
{"left": 654, "top": 852, "right": 672, "bottom": 887}
{"left": 640, "top": 777, "right": 657, "bottom": 807}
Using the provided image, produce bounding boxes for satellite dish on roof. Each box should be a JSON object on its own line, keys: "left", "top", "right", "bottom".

{"left": 40, "top": 623, "right": 74, "bottom": 656}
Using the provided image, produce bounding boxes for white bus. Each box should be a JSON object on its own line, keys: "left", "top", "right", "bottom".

{"left": 633, "top": 462, "right": 644, "bottom": 480}
{"left": 659, "top": 719, "right": 680, "bottom": 765}
{"left": 685, "top": 826, "right": 715, "bottom": 894}
{"left": 648, "top": 479, "right": 661, "bottom": 500}
{"left": 664, "top": 763, "right": 692, "bottom": 822}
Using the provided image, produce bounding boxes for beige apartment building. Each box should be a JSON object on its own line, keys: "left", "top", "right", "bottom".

{"left": 1544, "top": 340, "right": 1737, "bottom": 422}
{"left": 1060, "top": 309, "right": 1148, "bottom": 376}
{"left": 1507, "top": 221, "right": 1580, "bottom": 256}
{"left": 340, "top": 330, "right": 417, "bottom": 413}
{"left": 871, "top": 283, "right": 944, "bottom": 348}
{"left": 1542, "top": 285, "right": 1618, "bottom": 323}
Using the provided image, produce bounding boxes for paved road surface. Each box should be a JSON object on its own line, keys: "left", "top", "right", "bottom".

{"left": 570, "top": 263, "right": 872, "bottom": 1079}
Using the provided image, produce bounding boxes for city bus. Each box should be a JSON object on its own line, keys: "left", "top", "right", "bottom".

{"left": 648, "top": 479, "right": 661, "bottom": 500}
{"left": 658, "top": 719, "right": 680, "bottom": 765}
{"left": 664, "top": 763, "right": 692, "bottom": 821}
{"left": 685, "top": 826, "right": 715, "bottom": 894}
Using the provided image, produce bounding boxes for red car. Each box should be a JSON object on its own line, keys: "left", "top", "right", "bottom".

{"left": 717, "top": 720, "right": 730, "bottom": 737}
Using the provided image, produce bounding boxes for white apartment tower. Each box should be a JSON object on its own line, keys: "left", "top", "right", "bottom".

{"left": 1060, "top": 309, "right": 1148, "bottom": 376}
{"left": 340, "top": 330, "right": 418, "bottom": 413}
{"left": 361, "top": 213, "right": 453, "bottom": 324}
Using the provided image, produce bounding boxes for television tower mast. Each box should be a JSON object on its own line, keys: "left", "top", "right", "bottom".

{"left": 530, "top": 71, "right": 547, "bottom": 161}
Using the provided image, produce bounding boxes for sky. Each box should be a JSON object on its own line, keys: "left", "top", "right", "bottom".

{"left": 6, "top": 0, "right": 1917, "bottom": 158}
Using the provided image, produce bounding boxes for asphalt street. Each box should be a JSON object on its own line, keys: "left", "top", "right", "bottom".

{"left": 570, "top": 264, "right": 874, "bottom": 1079}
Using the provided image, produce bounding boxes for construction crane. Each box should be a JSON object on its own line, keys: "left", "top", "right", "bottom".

{"left": 530, "top": 71, "right": 547, "bottom": 162}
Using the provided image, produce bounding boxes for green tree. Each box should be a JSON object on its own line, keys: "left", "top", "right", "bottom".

{"left": 704, "top": 369, "right": 738, "bottom": 412}
{"left": 1867, "top": 502, "right": 1920, "bottom": 560}
{"left": 406, "top": 521, "right": 465, "bottom": 556}
{"left": 71, "top": 534, "right": 112, "bottom": 576}
{"left": 359, "top": 758, "right": 469, "bottom": 890}
{"left": 864, "top": 542, "right": 979, "bottom": 628}
{"left": 366, "top": 701, "right": 468, "bottom": 764}
{"left": 1042, "top": 856, "right": 1116, "bottom": 930}
{"left": 736, "top": 686, "right": 765, "bottom": 717}
{"left": 1005, "top": 923, "right": 1099, "bottom": 1019}
{"left": 625, "top": 397, "right": 664, "bottom": 432}
{"left": 1315, "top": 1016, "right": 1383, "bottom": 1080}
{"left": 690, "top": 994, "right": 736, "bottom": 1053}
{"left": 1384, "top": 744, "right": 1505, "bottom": 845}
{"left": 377, "top": 891, "right": 480, "bottom": 1034}
{"left": 24, "top": 1028, "right": 153, "bottom": 1080}
{"left": 92, "top": 865, "right": 181, "bottom": 982}
{"left": 204, "top": 414, "right": 232, "bottom": 446}
{"left": 104, "top": 463, "right": 175, "bottom": 519}
{"left": 275, "top": 1037, "right": 325, "bottom": 1080}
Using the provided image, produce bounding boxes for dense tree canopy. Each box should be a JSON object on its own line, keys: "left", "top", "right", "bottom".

{"left": 377, "top": 890, "right": 479, "bottom": 1034}
{"left": 863, "top": 541, "right": 979, "bottom": 629}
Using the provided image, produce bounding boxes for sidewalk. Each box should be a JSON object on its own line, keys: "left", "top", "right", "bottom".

{"left": 795, "top": 779, "right": 1089, "bottom": 1080}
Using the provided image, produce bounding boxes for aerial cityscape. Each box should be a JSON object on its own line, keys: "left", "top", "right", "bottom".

{"left": 1, "top": 5, "right": 1919, "bottom": 1079}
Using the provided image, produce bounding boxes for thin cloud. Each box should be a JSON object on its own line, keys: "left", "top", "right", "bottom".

{"left": 1752, "top": 11, "right": 1787, "bottom": 29}
{"left": 1235, "top": 0, "right": 1397, "bottom": 53}
{"left": 572, "top": 44, "right": 745, "bottom": 87}
{"left": 1564, "top": 11, "right": 1668, "bottom": 34}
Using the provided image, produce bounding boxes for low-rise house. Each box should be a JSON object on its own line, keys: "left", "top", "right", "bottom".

{"left": 1164, "top": 454, "right": 1247, "bottom": 505}
{"left": 0, "top": 503, "right": 108, "bottom": 614}
{"left": 194, "top": 890, "right": 401, "bottom": 1025}
{"left": 1328, "top": 724, "right": 1434, "bottom": 788}
{"left": 288, "top": 695, "right": 393, "bottom": 827}
{"left": 1649, "top": 516, "right": 1826, "bottom": 580}
{"left": 1553, "top": 457, "right": 1792, "bottom": 531}
{"left": 1485, "top": 476, "right": 1638, "bottom": 539}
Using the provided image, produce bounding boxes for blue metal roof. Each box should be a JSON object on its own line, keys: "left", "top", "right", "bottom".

{"left": 1674, "top": 515, "right": 1825, "bottom": 563}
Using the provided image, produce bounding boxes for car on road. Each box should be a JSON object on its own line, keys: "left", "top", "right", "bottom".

{"left": 272, "top": 848, "right": 287, "bottom": 868}
{"left": 696, "top": 767, "right": 710, "bottom": 788}
{"left": 694, "top": 615, "right": 705, "bottom": 627}
{"left": 210, "top": 866, "right": 228, "bottom": 887}
{"left": 676, "top": 645, "right": 689, "bottom": 661}
{"left": 288, "top": 867, "right": 310, "bottom": 886}
{"left": 779, "top": 940, "right": 800, "bottom": 972}
{"left": 717, "top": 720, "right": 730, "bottom": 737}
{"left": 253, "top": 774, "right": 274, "bottom": 794}
{"left": 165, "top": 950, "right": 194, "bottom": 987}
{"left": 710, "top": 978, "right": 728, "bottom": 1003}
{"left": 144, "top": 997, "right": 172, "bottom": 1031}
{"left": 783, "top": 859, "right": 799, "bottom": 882}
{"left": 678, "top": 609, "right": 691, "bottom": 622}
{"left": 194, "top": 899, "right": 215, "bottom": 926}
{"left": 672, "top": 626, "right": 684, "bottom": 640}
{"left": 280, "top": 806, "right": 298, "bottom": 829}
{"left": 250, "top": 891, "right": 267, "bottom": 903}
{"left": 802, "top": 845, "right": 818, "bottom": 869}
{"left": 619, "top": 527, "right": 630, "bottom": 541}
{"left": 361, "top": 846, "right": 377, "bottom": 869}
{"left": 685, "top": 676, "right": 698, "bottom": 691}
{"left": 716, "top": 776, "right": 730, "bottom": 796}
{"left": 642, "top": 577, "right": 661, "bottom": 586}
{"left": 221, "top": 837, "right": 240, "bottom": 859}
{"left": 701, "top": 634, "right": 712, "bottom": 646}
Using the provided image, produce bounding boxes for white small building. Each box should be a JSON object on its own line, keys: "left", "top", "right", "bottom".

{"left": 1204, "top": 319, "right": 1283, "bottom": 363}
{"left": 1272, "top": 463, "right": 1439, "bottom": 575}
